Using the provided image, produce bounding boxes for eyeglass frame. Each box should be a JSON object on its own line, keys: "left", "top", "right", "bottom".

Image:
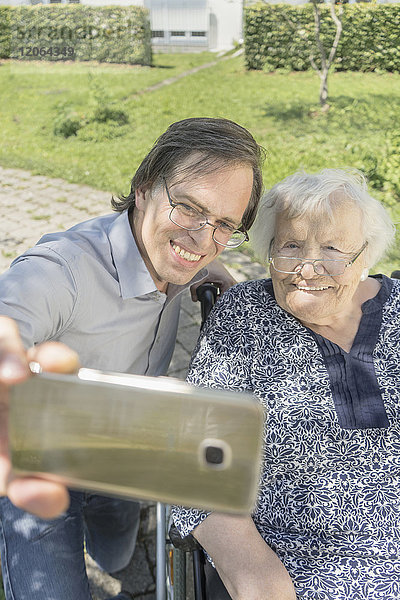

{"left": 268, "top": 241, "right": 368, "bottom": 276}
{"left": 163, "top": 178, "right": 249, "bottom": 248}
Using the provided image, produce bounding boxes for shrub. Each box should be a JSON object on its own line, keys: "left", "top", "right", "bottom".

{"left": 5, "top": 5, "right": 152, "bottom": 65}
{"left": 53, "top": 78, "right": 129, "bottom": 139}
{"left": 0, "top": 7, "right": 11, "bottom": 59}
{"left": 53, "top": 104, "right": 86, "bottom": 138}
{"left": 76, "top": 121, "right": 129, "bottom": 142}
{"left": 93, "top": 106, "right": 129, "bottom": 126}
{"left": 348, "top": 136, "right": 400, "bottom": 207}
{"left": 379, "top": 133, "right": 400, "bottom": 204}
{"left": 245, "top": 3, "right": 400, "bottom": 73}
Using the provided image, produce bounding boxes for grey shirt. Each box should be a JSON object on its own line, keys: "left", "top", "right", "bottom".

{"left": 0, "top": 210, "right": 206, "bottom": 376}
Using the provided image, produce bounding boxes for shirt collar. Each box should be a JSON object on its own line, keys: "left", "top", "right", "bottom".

{"left": 109, "top": 211, "right": 207, "bottom": 299}
{"left": 361, "top": 274, "right": 392, "bottom": 314}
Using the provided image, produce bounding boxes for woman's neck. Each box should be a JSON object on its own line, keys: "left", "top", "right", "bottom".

{"left": 301, "top": 277, "right": 381, "bottom": 353}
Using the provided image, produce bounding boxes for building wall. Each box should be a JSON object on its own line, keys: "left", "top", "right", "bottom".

{"left": 208, "top": 0, "right": 242, "bottom": 49}
{"left": 148, "top": 0, "right": 242, "bottom": 51}
{"left": 148, "top": 0, "right": 209, "bottom": 51}
{"left": 83, "top": 0, "right": 144, "bottom": 5}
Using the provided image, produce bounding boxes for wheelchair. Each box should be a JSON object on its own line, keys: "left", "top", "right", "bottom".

{"left": 156, "top": 282, "right": 219, "bottom": 600}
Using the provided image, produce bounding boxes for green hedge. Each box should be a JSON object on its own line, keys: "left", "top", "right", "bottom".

{"left": 0, "top": 7, "right": 11, "bottom": 59}
{"left": 0, "top": 5, "right": 152, "bottom": 65}
{"left": 245, "top": 3, "right": 400, "bottom": 73}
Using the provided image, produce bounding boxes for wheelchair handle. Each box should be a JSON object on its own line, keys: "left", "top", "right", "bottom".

{"left": 196, "top": 283, "right": 219, "bottom": 328}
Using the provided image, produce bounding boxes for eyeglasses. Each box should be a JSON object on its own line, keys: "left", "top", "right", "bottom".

{"left": 269, "top": 242, "right": 368, "bottom": 276}
{"left": 164, "top": 179, "right": 249, "bottom": 248}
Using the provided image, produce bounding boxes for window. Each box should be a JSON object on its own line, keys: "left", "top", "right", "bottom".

{"left": 170, "top": 31, "right": 186, "bottom": 37}
{"left": 151, "top": 30, "right": 165, "bottom": 38}
{"left": 191, "top": 31, "right": 206, "bottom": 37}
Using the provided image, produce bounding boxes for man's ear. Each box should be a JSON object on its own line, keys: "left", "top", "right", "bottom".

{"left": 135, "top": 188, "right": 146, "bottom": 210}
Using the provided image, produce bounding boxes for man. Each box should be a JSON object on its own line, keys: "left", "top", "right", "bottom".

{"left": 0, "top": 117, "right": 264, "bottom": 599}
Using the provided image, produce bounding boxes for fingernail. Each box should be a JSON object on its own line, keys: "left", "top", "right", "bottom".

{"left": 29, "top": 361, "right": 42, "bottom": 374}
{"left": 0, "top": 355, "right": 28, "bottom": 380}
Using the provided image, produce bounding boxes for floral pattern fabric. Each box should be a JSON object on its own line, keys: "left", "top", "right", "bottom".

{"left": 172, "top": 277, "right": 400, "bottom": 599}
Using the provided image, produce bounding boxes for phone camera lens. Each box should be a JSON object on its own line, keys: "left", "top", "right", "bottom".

{"left": 205, "top": 445, "right": 224, "bottom": 465}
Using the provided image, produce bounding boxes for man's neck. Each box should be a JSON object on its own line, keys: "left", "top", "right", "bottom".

{"left": 129, "top": 208, "right": 169, "bottom": 294}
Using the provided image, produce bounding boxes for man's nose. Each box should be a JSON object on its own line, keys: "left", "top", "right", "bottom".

{"left": 189, "top": 224, "right": 216, "bottom": 247}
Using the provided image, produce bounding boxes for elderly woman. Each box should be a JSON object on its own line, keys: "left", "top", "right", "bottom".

{"left": 172, "top": 169, "right": 400, "bottom": 600}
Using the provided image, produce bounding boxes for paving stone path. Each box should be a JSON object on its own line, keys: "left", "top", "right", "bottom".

{"left": 0, "top": 165, "right": 267, "bottom": 599}
{"left": 135, "top": 49, "right": 243, "bottom": 98}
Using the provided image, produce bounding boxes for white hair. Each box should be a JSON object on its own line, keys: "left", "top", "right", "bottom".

{"left": 250, "top": 168, "right": 395, "bottom": 269}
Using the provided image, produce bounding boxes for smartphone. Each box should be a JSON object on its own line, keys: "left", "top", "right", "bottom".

{"left": 9, "top": 369, "right": 264, "bottom": 513}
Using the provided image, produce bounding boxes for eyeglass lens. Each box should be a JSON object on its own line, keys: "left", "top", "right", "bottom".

{"left": 272, "top": 257, "right": 346, "bottom": 276}
{"left": 170, "top": 205, "right": 246, "bottom": 248}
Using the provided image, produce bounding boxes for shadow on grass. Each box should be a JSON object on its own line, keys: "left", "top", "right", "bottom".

{"left": 262, "top": 101, "right": 311, "bottom": 122}
{"left": 149, "top": 64, "right": 174, "bottom": 69}
{"left": 262, "top": 94, "right": 400, "bottom": 128}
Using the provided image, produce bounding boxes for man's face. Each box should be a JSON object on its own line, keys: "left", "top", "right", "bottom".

{"left": 132, "top": 164, "right": 253, "bottom": 292}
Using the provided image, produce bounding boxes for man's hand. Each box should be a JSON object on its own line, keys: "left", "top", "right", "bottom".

{"left": 190, "top": 258, "right": 237, "bottom": 301}
{"left": 0, "top": 316, "right": 79, "bottom": 519}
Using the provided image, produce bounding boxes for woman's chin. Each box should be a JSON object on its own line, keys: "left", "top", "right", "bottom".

{"left": 285, "top": 297, "right": 331, "bottom": 325}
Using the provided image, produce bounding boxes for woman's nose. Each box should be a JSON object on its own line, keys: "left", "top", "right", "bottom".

{"left": 298, "top": 261, "right": 316, "bottom": 278}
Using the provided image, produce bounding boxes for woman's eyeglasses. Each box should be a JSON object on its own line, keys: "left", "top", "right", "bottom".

{"left": 269, "top": 242, "right": 368, "bottom": 276}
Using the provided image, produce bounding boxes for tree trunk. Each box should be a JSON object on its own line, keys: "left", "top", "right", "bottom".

{"left": 312, "top": 0, "right": 343, "bottom": 110}
{"left": 276, "top": 0, "right": 343, "bottom": 110}
{"left": 319, "top": 69, "right": 329, "bottom": 108}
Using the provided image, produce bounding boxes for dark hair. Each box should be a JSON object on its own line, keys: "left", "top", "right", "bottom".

{"left": 111, "top": 117, "right": 265, "bottom": 230}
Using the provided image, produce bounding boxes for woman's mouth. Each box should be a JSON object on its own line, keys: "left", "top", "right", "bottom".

{"left": 171, "top": 242, "right": 202, "bottom": 262}
{"left": 296, "top": 285, "right": 332, "bottom": 291}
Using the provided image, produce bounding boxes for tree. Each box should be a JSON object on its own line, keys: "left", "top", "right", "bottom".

{"left": 310, "top": 0, "right": 343, "bottom": 109}
{"left": 282, "top": 0, "right": 344, "bottom": 110}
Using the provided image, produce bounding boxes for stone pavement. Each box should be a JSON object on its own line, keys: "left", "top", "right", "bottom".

{"left": 0, "top": 165, "right": 267, "bottom": 599}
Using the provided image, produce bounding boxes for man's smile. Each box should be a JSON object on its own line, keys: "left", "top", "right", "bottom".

{"left": 171, "top": 242, "right": 202, "bottom": 262}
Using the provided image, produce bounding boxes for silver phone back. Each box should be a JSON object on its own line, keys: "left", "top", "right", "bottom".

{"left": 10, "top": 369, "right": 264, "bottom": 513}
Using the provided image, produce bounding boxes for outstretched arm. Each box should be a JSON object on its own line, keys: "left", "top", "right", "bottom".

{"left": 0, "top": 316, "right": 79, "bottom": 519}
{"left": 193, "top": 512, "right": 296, "bottom": 600}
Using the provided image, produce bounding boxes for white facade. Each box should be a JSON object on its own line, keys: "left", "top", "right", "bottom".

{"left": 209, "top": 0, "right": 243, "bottom": 49}
{"left": 147, "top": 0, "right": 243, "bottom": 51}
{"left": 147, "top": 0, "right": 208, "bottom": 50}
{"left": 82, "top": 0, "right": 144, "bottom": 5}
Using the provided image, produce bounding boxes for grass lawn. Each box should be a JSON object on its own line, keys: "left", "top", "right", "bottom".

{"left": 1, "top": 53, "right": 399, "bottom": 274}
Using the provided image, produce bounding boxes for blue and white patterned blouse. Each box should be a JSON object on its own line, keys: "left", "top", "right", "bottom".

{"left": 172, "top": 276, "right": 400, "bottom": 600}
